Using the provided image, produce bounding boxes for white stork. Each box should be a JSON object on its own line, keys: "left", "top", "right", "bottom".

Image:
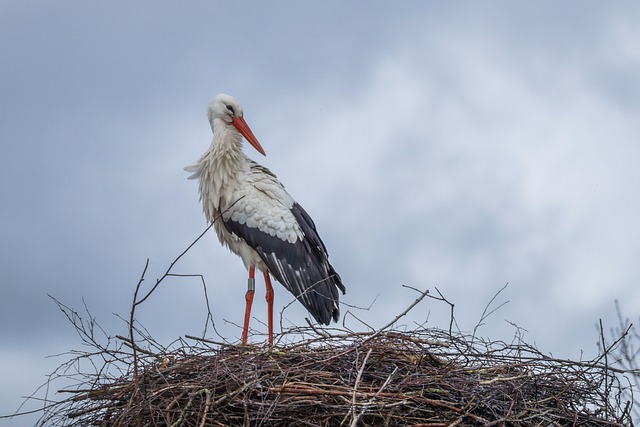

{"left": 185, "top": 93, "right": 345, "bottom": 346}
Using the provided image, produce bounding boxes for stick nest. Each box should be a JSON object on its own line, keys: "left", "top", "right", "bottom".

{"left": 41, "top": 326, "right": 633, "bottom": 426}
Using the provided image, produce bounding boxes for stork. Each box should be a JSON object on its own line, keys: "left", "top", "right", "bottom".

{"left": 185, "top": 93, "right": 345, "bottom": 347}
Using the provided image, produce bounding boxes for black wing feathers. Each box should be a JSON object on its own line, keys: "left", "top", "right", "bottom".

{"left": 223, "top": 202, "right": 344, "bottom": 325}
{"left": 290, "top": 203, "right": 346, "bottom": 297}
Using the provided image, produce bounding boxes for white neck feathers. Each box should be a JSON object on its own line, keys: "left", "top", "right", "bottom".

{"left": 196, "top": 119, "right": 249, "bottom": 221}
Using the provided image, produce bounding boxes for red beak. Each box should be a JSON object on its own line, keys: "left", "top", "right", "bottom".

{"left": 231, "top": 116, "right": 266, "bottom": 156}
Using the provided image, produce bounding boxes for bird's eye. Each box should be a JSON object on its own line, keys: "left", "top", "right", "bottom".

{"left": 226, "top": 105, "right": 235, "bottom": 115}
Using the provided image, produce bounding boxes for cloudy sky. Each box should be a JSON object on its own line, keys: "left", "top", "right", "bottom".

{"left": 2, "top": 1, "right": 639, "bottom": 424}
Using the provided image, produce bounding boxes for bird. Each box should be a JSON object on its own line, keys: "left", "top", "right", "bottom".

{"left": 185, "top": 93, "right": 345, "bottom": 347}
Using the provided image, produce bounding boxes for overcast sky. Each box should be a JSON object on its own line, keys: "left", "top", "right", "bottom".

{"left": 2, "top": 1, "right": 640, "bottom": 425}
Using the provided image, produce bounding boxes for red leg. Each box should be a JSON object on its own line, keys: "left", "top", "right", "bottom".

{"left": 242, "top": 265, "right": 256, "bottom": 344}
{"left": 263, "top": 270, "right": 274, "bottom": 348}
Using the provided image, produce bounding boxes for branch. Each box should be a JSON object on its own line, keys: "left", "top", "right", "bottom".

{"left": 136, "top": 195, "right": 245, "bottom": 307}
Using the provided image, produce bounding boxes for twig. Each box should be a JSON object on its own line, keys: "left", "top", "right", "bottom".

{"left": 430, "top": 287, "right": 456, "bottom": 337}
{"left": 349, "top": 348, "right": 372, "bottom": 427}
{"left": 135, "top": 195, "right": 245, "bottom": 307}
{"left": 352, "top": 365, "right": 399, "bottom": 426}
{"left": 129, "top": 258, "right": 149, "bottom": 389}
{"left": 184, "top": 335, "right": 233, "bottom": 347}
{"left": 471, "top": 282, "right": 509, "bottom": 344}
{"left": 361, "top": 285, "right": 430, "bottom": 345}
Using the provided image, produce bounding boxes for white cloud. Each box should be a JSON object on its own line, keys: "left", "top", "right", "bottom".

{"left": 262, "top": 18, "right": 640, "bottom": 352}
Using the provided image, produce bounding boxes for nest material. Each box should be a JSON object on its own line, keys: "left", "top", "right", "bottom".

{"left": 43, "top": 328, "right": 633, "bottom": 426}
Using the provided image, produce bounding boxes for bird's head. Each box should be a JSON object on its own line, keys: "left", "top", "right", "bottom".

{"left": 208, "top": 93, "right": 266, "bottom": 156}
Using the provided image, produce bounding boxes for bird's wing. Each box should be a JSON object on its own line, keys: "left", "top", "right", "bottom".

{"left": 221, "top": 163, "right": 345, "bottom": 325}
{"left": 222, "top": 163, "right": 303, "bottom": 244}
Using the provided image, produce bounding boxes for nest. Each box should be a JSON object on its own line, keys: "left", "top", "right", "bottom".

{"left": 40, "top": 326, "right": 633, "bottom": 426}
